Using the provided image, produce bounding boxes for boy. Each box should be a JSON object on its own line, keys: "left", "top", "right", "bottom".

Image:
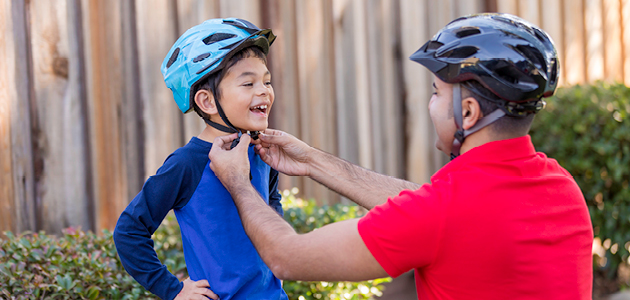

{"left": 113, "top": 18, "right": 287, "bottom": 300}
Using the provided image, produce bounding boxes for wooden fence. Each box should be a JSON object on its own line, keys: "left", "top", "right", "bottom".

{"left": 2, "top": 0, "right": 630, "bottom": 235}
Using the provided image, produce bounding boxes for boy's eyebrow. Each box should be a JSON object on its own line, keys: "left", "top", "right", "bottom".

{"left": 237, "top": 70, "right": 271, "bottom": 78}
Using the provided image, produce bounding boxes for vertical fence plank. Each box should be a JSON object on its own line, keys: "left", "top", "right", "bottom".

{"left": 352, "top": 0, "right": 373, "bottom": 172}
{"left": 457, "top": 0, "right": 483, "bottom": 16}
{"left": 0, "top": 0, "right": 17, "bottom": 233}
{"left": 564, "top": 0, "right": 587, "bottom": 84}
{"left": 400, "top": 0, "right": 437, "bottom": 184}
{"left": 585, "top": 0, "right": 605, "bottom": 82}
{"left": 120, "top": 0, "right": 145, "bottom": 202}
{"left": 332, "top": 0, "right": 359, "bottom": 173}
{"left": 496, "top": 0, "right": 519, "bottom": 14}
{"left": 518, "top": 0, "right": 540, "bottom": 26}
{"left": 81, "top": 0, "right": 128, "bottom": 231}
{"left": 265, "top": 0, "right": 303, "bottom": 192}
{"left": 0, "top": 0, "right": 36, "bottom": 234}
{"left": 29, "top": 0, "right": 91, "bottom": 233}
{"left": 295, "top": 0, "right": 338, "bottom": 203}
{"left": 136, "top": 0, "right": 183, "bottom": 178}
{"left": 623, "top": 0, "right": 630, "bottom": 85}
{"left": 602, "top": 0, "right": 624, "bottom": 82}
{"left": 375, "top": 0, "right": 405, "bottom": 179}
{"left": 541, "top": 0, "right": 565, "bottom": 85}
{"left": 219, "top": 0, "right": 261, "bottom": 23}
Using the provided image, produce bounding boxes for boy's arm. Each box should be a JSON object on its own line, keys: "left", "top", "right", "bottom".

{"left": 255, "top": 130, "right": 421, "bottom": 210}
{"left": 268, "top": 168, "right": 284, "bottom": 216}
{"left": 113, "top": 158, "right": 191, "bottom": 300}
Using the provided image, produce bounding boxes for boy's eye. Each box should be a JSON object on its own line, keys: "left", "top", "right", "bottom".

{"left": 243, "top": 83, "right": 253, "bottom": 87}
{"left": 265, "top": 81, "right": 272, "bottom": 86}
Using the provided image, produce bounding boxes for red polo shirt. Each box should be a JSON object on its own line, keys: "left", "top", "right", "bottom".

{"left": 358, "top": 136, "right": 593, "bottom": 299}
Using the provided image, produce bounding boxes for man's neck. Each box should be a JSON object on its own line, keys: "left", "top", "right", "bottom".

{"left": 459, "top": 127, "right": 526, "bottom": 155}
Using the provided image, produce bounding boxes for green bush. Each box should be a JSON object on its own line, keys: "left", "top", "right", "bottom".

{"left": 0, "top": 228, "right": 156, "bottom": 300}
{"left": 0, "top": 189, "right": 390, "bottom": 299}
{"left": 530, "top": 82, "right": 630, "bottom": 277}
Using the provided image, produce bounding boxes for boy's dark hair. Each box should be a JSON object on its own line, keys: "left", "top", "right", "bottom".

{"left": 191, "top": 46, "right": 268, "bottom": 120}
{"left": 461, "top": 80, "right": 535, "bottom": 136}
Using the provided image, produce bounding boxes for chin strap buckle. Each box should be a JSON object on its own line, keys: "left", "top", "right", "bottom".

{"left": 230, "top": 131, "right": 243, "bottom": 149}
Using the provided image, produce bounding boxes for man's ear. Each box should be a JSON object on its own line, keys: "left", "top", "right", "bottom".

{"left": 461, "top": 96, "right": 483, "bottom": 130}
{"left": 194, "top": 89, "right": 218, "bottom": 116}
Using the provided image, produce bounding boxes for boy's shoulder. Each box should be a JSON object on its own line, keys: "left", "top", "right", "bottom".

{"left": 161, "top": 137, "right": 212, "bottom": 173}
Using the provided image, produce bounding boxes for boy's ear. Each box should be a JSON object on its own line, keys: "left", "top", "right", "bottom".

{"left": 194, "top": 89, "right": 218, "bottom": 115}
{"left": 461, "top": 96, "right": 483, "bottom": 130}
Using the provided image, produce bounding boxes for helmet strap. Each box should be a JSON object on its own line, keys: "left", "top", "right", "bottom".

{"left": 203, "top": 100, "right": 261, "bottom": 149}
{"left": 203, "top": 118, "right": 237, "bottom": 133}
{"left": 450, "top": 83, "right": 506, "bottom": 160}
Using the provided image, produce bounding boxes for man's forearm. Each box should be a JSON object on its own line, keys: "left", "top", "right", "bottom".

{"left": 307, "top": 148, "right": 421, "bottom": 209}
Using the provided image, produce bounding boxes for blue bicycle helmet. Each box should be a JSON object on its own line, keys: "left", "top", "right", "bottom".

{"left": 409, "top": 13, "right": 559, "bottom": 158}
{"left": 162, "top": 18, "right": 275, "bottom": 141}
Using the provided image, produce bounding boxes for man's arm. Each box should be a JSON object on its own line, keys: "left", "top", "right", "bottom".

{"left": 210, "top": 136, "right": 389, "bottom": 280}
{"left": 255, "top": 129, "right": 420, "bottom": 209}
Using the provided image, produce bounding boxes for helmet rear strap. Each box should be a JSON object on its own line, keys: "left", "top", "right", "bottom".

{"left": 450, "top": 83, "right": 506, "bottom": 159}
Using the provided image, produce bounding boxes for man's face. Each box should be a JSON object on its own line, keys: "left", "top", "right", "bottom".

{"left": 429, "top": 76, "right": 457, "bottom": 154}
{"left": 214, "top": 57, "right": 274, "bottom": 132}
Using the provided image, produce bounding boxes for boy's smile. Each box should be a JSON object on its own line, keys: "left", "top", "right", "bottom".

{"left": 215, "top": 57, "right": 274, "bottom": 132}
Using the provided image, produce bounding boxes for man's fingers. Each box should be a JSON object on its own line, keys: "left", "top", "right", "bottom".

{"left": 213, "top": 133, "right": 239, "bottom": 149}
{"left": 235, "top": 133, "right": 251, "bottom": 150}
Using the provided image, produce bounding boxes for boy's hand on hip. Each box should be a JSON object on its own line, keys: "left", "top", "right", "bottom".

{"left": 175, "top": 278, "right": 219, "bottom": 300}
{"left": 209, "top": 133, "right": 251, "bottom": 188}
{"left": 254, "top": 129, "right": 313, "bottom": 176}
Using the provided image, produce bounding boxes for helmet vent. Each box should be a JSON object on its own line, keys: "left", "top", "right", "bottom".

{"left": 441, "top": 46, "right": 478, "bottom": 58}
{"left": 533, "top": 28, "right": 549, "bottom": 44}
{"left": 454, "top": 27, "right": 481, "bottom": 38}
{"left": 426, "top": 41, "right": 444, "bottom": 50}
{"left": 223, "top": 19, "right": 259, "bottom": 34}
{"left": 166, "top": 47, "right": 180, "bottom": 68}
{"left": 494, "top": 65, "right": 537, "bottom": 88}
{"left": 203, "top": 33, "right": 237, "bottom": 45}
{"left": 193, "top": 52, "right": 211, "bottom": 62}
{"left": 514, "top": 45, "right": 546, "bottom": 72}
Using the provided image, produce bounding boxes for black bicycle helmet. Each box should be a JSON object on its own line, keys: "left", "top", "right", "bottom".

{"left": 409, "top": 13, "right": 559, "bottom": 158}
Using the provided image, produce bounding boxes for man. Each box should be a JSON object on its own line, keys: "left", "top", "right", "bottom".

{"left": 208, "top": 13, "right": 593, "bottom": 299}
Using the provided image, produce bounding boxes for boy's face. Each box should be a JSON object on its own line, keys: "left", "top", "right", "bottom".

{"left": 429, "top": 76, "right": 457, "bottom": 154}
{"left": 216, "top": 57, "right": 274, "bottom": 132}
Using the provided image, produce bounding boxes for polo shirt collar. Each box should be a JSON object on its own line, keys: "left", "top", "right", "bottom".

{"left": 432, "top": 135, "right": 536, "bottom": 179}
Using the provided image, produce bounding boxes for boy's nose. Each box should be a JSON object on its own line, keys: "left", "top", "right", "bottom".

{"left": 256, "top": 84, "right": 270, "bottom": 96}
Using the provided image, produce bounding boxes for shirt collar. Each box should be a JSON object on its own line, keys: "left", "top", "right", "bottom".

{"left": 432, "top": 135, "right": 536, "bottom": 179}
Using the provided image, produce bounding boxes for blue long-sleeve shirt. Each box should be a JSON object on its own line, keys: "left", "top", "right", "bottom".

{"left": 113, "top": 137, "right": 287, "bottom": 300}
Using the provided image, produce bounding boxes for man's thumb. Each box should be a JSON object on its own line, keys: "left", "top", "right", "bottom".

{"left": 237, "top": 133, "right": 251, "bottom": 150}
{"left": 260, "top": 132, "right": 284, "bottom": 145}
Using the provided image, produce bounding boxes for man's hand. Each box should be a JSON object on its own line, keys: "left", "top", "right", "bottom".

{"left": 253, "top": 129, "right": 314, "bottom": 176}
{"left": 209, "top": 133, "right": 251, "bottom": 190}
{"left": 174, "top": 278, "right": 219, "bottom": 300}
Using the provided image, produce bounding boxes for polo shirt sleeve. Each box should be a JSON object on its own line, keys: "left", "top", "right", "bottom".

{"left": 357, "top": 183, "right": 446, "bottom": 278}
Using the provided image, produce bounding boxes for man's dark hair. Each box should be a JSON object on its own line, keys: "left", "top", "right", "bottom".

{"left": 461, "top": 80, "right": 535, "bottom": 136}
{"left": 191, "top": 46, "right": 268, "bottom": 119}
